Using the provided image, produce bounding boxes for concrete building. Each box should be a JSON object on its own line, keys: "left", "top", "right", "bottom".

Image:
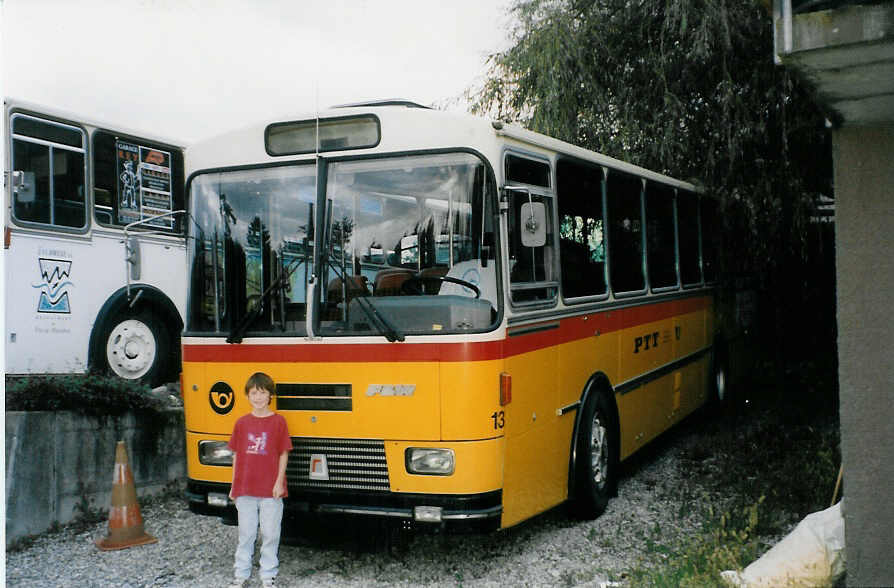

{"left": 773, "top": 2, "right": 894, "bottom": 585}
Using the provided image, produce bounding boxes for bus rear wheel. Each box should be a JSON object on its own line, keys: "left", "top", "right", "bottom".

{"left": 710, "top": 340, "right": 732, "bottom": 411}
{"left": 570, "top": 389, "right": 618, "bottom": 520}
{"left": 101, "top": 311, "right": 170, "bottom": 386}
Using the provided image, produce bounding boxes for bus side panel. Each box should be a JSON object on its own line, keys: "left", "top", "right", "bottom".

{"left": 672, "top": 358, "right": 708, "bottom": 425}
{"left": 555, "top": 315, "right": 620, "bottom": 497}
{"left": 617, "top": 316, "right": 675, "bottom": 454}
{"left": 5, "top": 231, "right": 100, "bottom": 375}
{"left": 556, "top": 313, "right": 620, "bottom": 412}
{"left": 501, "top": 338, "right": 563, "bottom": 528}
{"left": 439, "top": 359, "right": 506, "bottom": 441}
{"left": 672, "top": 299, "right": 710, "bottom": 422}
{"left": 95, "top": 232, "right": 188, "bottom": 314}
{"left": 617, "top": 384, "right": 654, "bottom": 460}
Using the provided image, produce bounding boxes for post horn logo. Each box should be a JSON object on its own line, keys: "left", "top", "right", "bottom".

{"left": 209, "top": 382, "right": 235, "bottom": 415}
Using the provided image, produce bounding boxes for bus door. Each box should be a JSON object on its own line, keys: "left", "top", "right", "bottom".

{"left": 501, "top": 182, "right": 564, "bottom": 527}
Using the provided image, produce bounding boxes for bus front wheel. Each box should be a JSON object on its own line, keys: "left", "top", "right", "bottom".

{"left": 101, "top": 311, "right": 171, "bottom": 386}
{"left": 570, "top": 389, "right": 619, "bottom": 520}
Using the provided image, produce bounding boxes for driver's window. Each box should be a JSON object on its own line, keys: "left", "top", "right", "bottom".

{"left": 508, "top": 192, "right": 557, "bottom": 303}
{"left": 505, "top": 153, "right": 557, "bottom": 305}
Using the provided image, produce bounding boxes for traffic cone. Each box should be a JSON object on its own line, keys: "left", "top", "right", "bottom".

{"left": 95, "top": 440, "right": 158, "bottom": 550}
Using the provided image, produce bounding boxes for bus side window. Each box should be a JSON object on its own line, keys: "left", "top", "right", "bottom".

{"left": 645, "top": 182, "right": 678, "bottom": 290}
{"left": 508, "top": 191, "right": 557, "bottom": 303}
{"left": 556, "top": 158, "right": 606, "bottom": 299}
{"left": 678, "top": 190, "right": 701, "bottom": 285}
{"left": 93, "top": 130, "right": 185, "bottom": 233}
{"left": 505, "top": 153, "right": 556, "bottom": 304}
{"left": 10, "top": 115, "right": 86, "bottom": 230}
{"left": 701, "top": 197, "right": 719, "bottom": 283}
{"left": 606, "top": 171, "right": 645, "bottom": 294}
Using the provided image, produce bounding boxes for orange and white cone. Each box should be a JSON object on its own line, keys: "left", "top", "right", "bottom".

{"left": 95, "top": 440, "right": 158, "bottom": 550}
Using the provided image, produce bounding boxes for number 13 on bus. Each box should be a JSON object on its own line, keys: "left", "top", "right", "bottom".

{"left": 182, "top": 101, "right": 734, "bottom": 532}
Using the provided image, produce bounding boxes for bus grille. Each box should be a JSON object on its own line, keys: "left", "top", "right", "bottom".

{"left": 287, "top": 437, "right": 390, "bottom": 492}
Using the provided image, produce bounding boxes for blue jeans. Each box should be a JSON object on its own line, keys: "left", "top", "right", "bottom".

{"left": 234, "top": 496, "right": 283, "bottom": 581}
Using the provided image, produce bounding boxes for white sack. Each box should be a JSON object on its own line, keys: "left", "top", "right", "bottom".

{"left": 721, "top": 501, "right": 845, "bottom": 587}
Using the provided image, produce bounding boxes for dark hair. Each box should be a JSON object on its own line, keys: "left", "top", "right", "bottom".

{"left": 245, "top": 372, "right": 275, "bottom": 395}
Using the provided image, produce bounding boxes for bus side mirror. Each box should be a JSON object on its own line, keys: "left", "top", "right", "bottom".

{"left": 12, "top": 171, "right": 36, "bottom": 204}
{"left": 126, "top": 235, "right": 141, "bottom": 280}
{"left": 520, "top": 201, "right": 546, "bottom": 248}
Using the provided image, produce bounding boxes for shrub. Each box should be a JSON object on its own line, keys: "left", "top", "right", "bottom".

{"left": 5, "top": 374, "right": 170, "bottom": 416}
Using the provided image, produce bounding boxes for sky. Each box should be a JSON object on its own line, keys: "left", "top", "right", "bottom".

{"left": 1, "top": 0, "right": 512, "bottom": 143}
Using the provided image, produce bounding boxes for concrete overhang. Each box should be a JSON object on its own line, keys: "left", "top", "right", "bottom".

{"left": 774, "top": 1, "right": 894, "bottom": 124}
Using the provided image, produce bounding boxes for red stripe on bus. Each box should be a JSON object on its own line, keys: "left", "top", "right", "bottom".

{"left": 183, "top": 297, "right": 709, "bottom": 363}
{"left": 182, "top": 341, "right": 506, "bottom": 363}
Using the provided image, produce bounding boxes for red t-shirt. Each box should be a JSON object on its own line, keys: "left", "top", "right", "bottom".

{"left": 228, "top": 413, "right": 293, "bottom": 498}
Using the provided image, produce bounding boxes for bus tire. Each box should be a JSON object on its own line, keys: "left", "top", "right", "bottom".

{"left": 569, "top": 388, "right": 619, "bottom": 520}
{"left": 710, "top": 340, "right": 731, "bottom": 409}
{"left": 100, "top": 309, "right": 171, "bottom": 387}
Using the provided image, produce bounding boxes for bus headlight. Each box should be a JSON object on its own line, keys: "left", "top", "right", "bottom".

{"left": 199, "top": 441, "right": 234, "bottom": 466}
{"left": 405, "top": 448, "right": 455, "bottom": 475}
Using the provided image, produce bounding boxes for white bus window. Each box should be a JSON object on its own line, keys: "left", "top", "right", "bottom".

{"left": 11, "top": 115, "right": 86, "bottom": 229}
{"left": 92, "top": 131, "right": 185, "bottom": 233}
{"left": 607, "top": 171, "right": 645, "bottom": 294}
{"left": 646, "top": 183, "right": 678, "bottom": 290}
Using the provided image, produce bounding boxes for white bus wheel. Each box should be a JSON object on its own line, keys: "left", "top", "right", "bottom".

{"left": 103, "top": 312, "right": 169, "bottom": 385}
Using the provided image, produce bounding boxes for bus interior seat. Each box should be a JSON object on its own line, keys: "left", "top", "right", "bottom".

{"left": 373, "top": 269, "right": 414, "bottom": 296}
{"left": 327, "top": 275, "right": 370, "bottom": 305}
{"left": 419, "top": 265, "right": 449, "bottom": 294}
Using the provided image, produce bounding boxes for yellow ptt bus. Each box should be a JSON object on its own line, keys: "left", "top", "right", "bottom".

{"left": 182, "top": 101, "right": 730, "bottom": 532}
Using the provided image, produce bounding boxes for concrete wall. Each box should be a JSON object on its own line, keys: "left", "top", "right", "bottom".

{"left": 834, "top": 126, "right": 894, "bottom": 586}
{"left": 5, "top": 408, "right": 185, "bottom": 547}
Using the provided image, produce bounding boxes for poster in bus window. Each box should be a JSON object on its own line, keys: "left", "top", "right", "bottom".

{"left": 116, "top": 141, "right": 174, "bottom": 228}
{"left": 116, "top": 141, "right": 141, "bottom": 225}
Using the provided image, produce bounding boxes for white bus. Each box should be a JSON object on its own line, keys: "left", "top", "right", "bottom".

{"left": 4, "top": 100, "right": 187, "bottom": 386}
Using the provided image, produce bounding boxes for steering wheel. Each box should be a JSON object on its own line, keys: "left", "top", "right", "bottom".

{"left": 400, "top": 274, "right": 481, "bottom": 299}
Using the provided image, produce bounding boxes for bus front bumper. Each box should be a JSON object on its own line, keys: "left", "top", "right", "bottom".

{"left": 186, "top": 480, "right": 502, "bottom": 533}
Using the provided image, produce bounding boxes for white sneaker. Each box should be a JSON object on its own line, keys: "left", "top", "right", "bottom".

{"left": 262, "top": 578, "right": 277, "bottom": 587}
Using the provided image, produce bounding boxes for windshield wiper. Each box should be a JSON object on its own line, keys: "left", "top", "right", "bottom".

{"left": 227, "top": 258, "right": 302, "bottom": 344}
{"left": 324, "top": 260, "right": 404, "bottom": 342}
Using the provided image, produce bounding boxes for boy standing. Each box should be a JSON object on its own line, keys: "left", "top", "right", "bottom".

{"left": 228, "top": 372, "right": 292, "bottom": 588}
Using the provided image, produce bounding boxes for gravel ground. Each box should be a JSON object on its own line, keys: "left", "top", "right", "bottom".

{"left": 7, "top": 417, "right": 724, "bottom": 588}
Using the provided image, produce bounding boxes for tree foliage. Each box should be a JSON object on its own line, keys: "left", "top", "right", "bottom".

{"left": 473, "top": 0, "right": 836, "bottom": 362}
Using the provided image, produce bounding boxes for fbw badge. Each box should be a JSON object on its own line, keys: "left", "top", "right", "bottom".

{"left": 309, "top": 454, "right": 330, "bottom": 480}
{"left": 34, "top": 258, "right": 73, "bottom": 313}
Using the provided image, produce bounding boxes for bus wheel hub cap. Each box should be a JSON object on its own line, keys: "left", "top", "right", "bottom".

{"left": 107, "top": 319, "right": 156, "bottom": 378}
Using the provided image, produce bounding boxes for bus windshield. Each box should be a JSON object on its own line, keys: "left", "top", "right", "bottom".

{"left": 186, "top": 152, "right": 498, "bottom": 338}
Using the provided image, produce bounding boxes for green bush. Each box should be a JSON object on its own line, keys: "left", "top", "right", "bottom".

{"left": 627, "top": 358, "right": 841, "bottom": 587}
{"left": 5, "top": 374, "right": 170, "bottom": 416}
